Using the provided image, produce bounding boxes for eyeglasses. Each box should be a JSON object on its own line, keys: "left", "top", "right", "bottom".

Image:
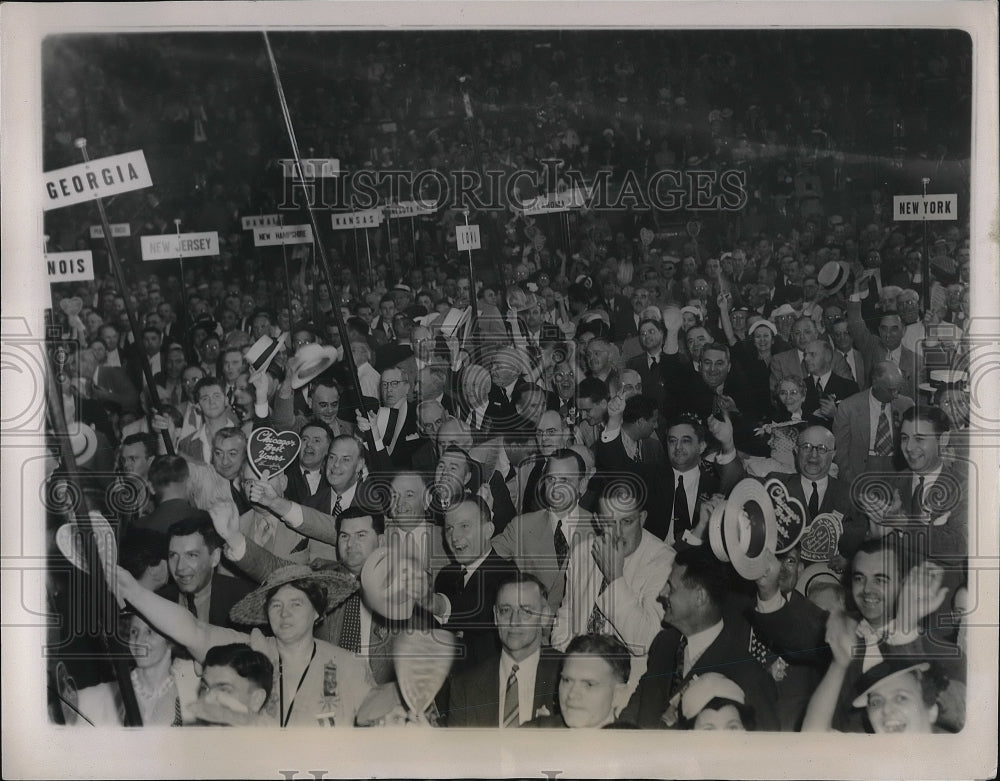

{"left": 553, "top": 372, "right": 575, "bottom": 381}
{"left": 536, "top": 428, "right": 561, "bottom": 437}
{"left": 797, "top": 443, "right": 832, "bottom": 455}
{"left": 381, "top": 380, "right": 406, "bottom": 389}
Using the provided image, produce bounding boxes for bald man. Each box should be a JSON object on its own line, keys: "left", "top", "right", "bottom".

{"left": 508, "top": 410, "right": 574, "bottom": 514}
{"left": 832, "top": 361, "right": 914, "bottom": 486}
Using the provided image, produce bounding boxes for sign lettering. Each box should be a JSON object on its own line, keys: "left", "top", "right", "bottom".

{"left": 89, "top": 223, "right": 131, "bottom": 239}
{"left": 46, "top": 251, "right": 94, "bottom": 283}
{"left": 330, "top": 209, "right": 384, "bottom": 230}
{"left": 253, "top": 224, "right": 314, "bottom": 246}
{"left": 140, "top": 232, "right": 220, "bottom": 260}
{"left": 241, "top": 214, "right": 280, "bottom": 230}
{"left": 456, "top": 225, "right": 481, "bottom": 251}
{"left": 43, "top": 150, "right": 153, "bottom": 211}
{"left": 893, "top": 194, "right": 958, "bottom": 222}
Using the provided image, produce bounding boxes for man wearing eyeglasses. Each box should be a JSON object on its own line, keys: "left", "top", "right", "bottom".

{"left": 759, "top": 425, "right": 863, "bottom": 565}
{"left": 373, "top": 367, "right": 423, "bottom": 469}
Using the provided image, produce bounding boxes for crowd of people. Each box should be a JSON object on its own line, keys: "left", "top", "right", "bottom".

{"left": 42, "top": 29, "right": 973, "bottom": 734}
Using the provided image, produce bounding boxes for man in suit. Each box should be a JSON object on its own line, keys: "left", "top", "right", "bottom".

{"left": 248, "top": 434, "right": 369, "bottom": 562}
{"left": 846, "top": 300, "right": 923, "bottom": 400}
{"left": 161, "top": 511, "right": 254, "bottom": 628}
{"left": 372, "top": 366, "right": 424, "bottom": 469}
{"left": 832, "top": 361, "right": 914, "bottom": 486}
{"left": 283, "top": 420, "right": 334, "bottom": 511}
{"left": 595, "top": 395, "right": 665, "bottom": 470}
{"left": 177, "top": 378, "right": 242, "bottom": 464}
{"left": 620, "top": 545, "right": 780, "bottom": 730}
{"left": 769, "top": 316, "right": 852, "bottom": 393}
{"left": 485, "top": 347, "right": 532, "bottom": 435}
{"left": 88, "top": 338, "right": 140, "bottom": 414}
{"left": 862, "top": 406, "right": 967, "bottom": 573}
{"left": 424, "top": 496, "right": 518, "bottom": 664}
{"left": 550, "top": 485, "right": 674, "bottom": 698}
{"left": 801, "top": 339, "right": 859, "bottom": 426}
{"left": 653, "top": 412, "right": 745, "bottom": 545}
{"left": 611, "top": 286, "right": 650, "bottom": 343}
{"left": 761, "top": 425, "right": 864, "bottom": 563}
{"left": 829, "top": 317, "right": 868, "bottom": 390}
{"left": 507, "top": 410, "right": 573, "bottom": 515}
{"left": 626, "top": 318, "right": 670, "bottom": 411}
{"left": 445, "top": 572, "right": 562, "bottom": 727}
{"left": 493, "top": 449, "right": 598, "bottom": 613}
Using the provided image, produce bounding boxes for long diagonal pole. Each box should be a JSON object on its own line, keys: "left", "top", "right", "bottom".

{"left": 261, "top": 33, "right": 368, "bottom": 417}
{"left": 74, "top": 138, "right": 174, "bottom": 455}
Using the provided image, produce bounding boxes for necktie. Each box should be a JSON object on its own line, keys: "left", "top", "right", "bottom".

{"left": 912, "top": 476, "right": 925, "bottom": 515}
{"left": 502, "top": 664, "right": 520, "bottom": 727}
{"left": 669, "top": 635, "right": 688, "bottom": 697}
{"left": 874, "top": 403, "right": 893, "bottom": 456}
{"left": 332, "top": 493, "right": 343, "bottom": 519}
{"left": 841, "top": 352, "right": 856, "bottom": 382}
{"left": 649, "top": 355, "right": 658, "bottom": 370}
{"left": 340, "top": 592, "right": 362, "bottom": 654}
{"left": 800, "top": 356, "right": 808, "bottom": 377}
{"left": 385, "top": 407, "right": 399, "bottom": 450}
{"left": 672, "top": 474, "right": 690, "bottom": 541}
{"left": 226, "top": 385, "right": 235, "bottom": 406}
{"left": 809, "top": 481, "right": 820, "bottom": 518}
{"left": 554, "top": 520, "right": 569, "bottom": 569}
{"left": 633, "top": 441, "right": 643, "bottom": 463}
{"left": 587, "top": 576, "right": 610, "bottom": 634}
{"left": 185, "top": 592, "right": 198, "bottom": 619}
{"left": 460, "top": 566, "right": 469, "bottom": 586}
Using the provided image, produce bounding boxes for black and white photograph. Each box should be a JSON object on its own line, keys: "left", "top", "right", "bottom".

{"left": 2, "top": 2, "right": 997, "bottom": 778}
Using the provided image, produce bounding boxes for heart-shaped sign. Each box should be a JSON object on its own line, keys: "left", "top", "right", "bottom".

{"left": 639, "top": 227, "right": 654, "bottom": 247}
{"left": 394, "top": 629, "right": 456, "bottom": 715}
{"left": 765, "top": 478, "right": 808, "bottom": 553}
{"left": 60, "top": 297, "right": 84, "bottom": 318}
{"left": 799, "top": 511, "right": 844, "bottom": 563}
{"left": 247, "top": 428, "right": 301, "bottom": 479}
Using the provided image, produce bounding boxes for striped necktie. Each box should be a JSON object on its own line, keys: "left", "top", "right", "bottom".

{"left": 502, "top": 664, "right": 520, "bottom": 727}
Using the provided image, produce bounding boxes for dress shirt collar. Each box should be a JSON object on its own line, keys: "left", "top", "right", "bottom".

{"left": 684, "top": 619, "right": 725, "bottom": 674}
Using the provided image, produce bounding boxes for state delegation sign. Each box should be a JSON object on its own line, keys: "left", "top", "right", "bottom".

{"left": 43, "top": 150, "right": 153, "bottom": 211}
{"left": 893, "top": 194, "right": 958, "bottom": 221}
{"left": 330, "top": 209, "right": 384, "bottom": 230}
{"left": 46, "top": 251, "right": 94, "bottom": 283}
{"left": 140, "top": 232, "right": 220, "bottom": 260}
{"left": 253, "top": 225, "right": 314, "bottom": 246}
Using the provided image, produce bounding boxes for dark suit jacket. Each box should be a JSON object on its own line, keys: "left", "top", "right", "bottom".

{"left": 803, "top": 373, "right": 860, "bottom": 423}
{"left": 762, "top": 472, "right": 864, "bottom": 559}
{"left": 626, "top": 352, "right": 670, "bottom": 410}
{"left": 284, "top": 464, "right": 333, "bottom": 512}
{"left": 158, "top": 572, "right": 254, "bottom": 629}
{"left": 484, "top": 379, "right": 530, "bottom": 435}
{"left": 612, "top": 308, "right": 642, "bottom": 342}
{"left": 445, "top": 647, "right": 562, "bottom": 727}
{"left": 380, "top": 402, "right": 425, "bottom": 469}
{"left": 621, "top": 620, "right": 780, "bottom": 730}
{"left": 654, "top": 458, "right": 746, "bottom": 544}
{"left": 434, "top": 551, "right": 518, "bottom": 663}
{"left": 93, "top": 365, "right": 140, "bottom": 414}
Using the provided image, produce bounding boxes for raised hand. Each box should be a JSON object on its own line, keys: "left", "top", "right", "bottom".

{"left": 207, "top": 499, "right": 242, "bottom": 544}
{"left": 895, "top": 560, "right": 948, "bottom": 635}
{"left": 706, "top": 408, "right": 735, "bottom": 453}
{"left": 825, "top": 609, "right": 859, "bottom": 668}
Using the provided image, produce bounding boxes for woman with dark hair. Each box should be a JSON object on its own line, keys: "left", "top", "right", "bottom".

{"left": 678, "top": 672, "right": 757, "bottom": 731}
{"left": 114, "top": 563, "right": 373, "bottom": 727}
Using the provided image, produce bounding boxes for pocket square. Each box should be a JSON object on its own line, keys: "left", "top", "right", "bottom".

{"left": 405, "top": 433, "right": 420, "bottom": 441}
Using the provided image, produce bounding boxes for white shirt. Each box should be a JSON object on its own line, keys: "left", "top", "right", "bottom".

{"left": 499, "top": 648, "right": 540, "bottom": 727}
{"left": 902, "top": 321, "right": 925, "bottom": 354}
{"left": 910, "top": 465, "right": 944, "bottom": 515}
{"left": 800, "top": 475, "right": 829, "bottom": 512}
{"left": 358, "top": 362, "right": 380, "bottom": 399}
{"left": 467, "top": 401, "right": 489, "bottom": 429}
{"left": 885, "top": 346, "right": 902, "bottom": 364}
{"left": 105, "top": 348, "right": 122, "bottom": 368}
{"left": 683, "top": 619, "right": 725, "bottom": 676}
{"left": 839, "top": 350, "right": 859, "bottom": 382}
{"left": 867, "top": 391, "right": 894, "bottom": 454}
{"left": 301, "top": 467, "right": 322, "bottom": 495}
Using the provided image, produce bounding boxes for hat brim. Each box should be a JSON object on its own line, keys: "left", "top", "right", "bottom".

{"left": 69, "top": 424, "right": 98, "bottom": 466}
{"left": 246, "top": 337, "right": 282, "bottom": 374}
{"left": 360, "top": 546, "right": 420, "bottom": 621}
{"left": 229, "top": 566, "right": 358, "bottom": 626}
{"left": 852, "top": 662, "right": 931, "bottom": 707}
{"left": 56, "top": 511, "right": 118, "bottom": 576}
{"left": 818, "top": 263, "right": 851, "bottom": 297}
{"left": 289, "top": 347, "right": 340, "bottom": 389}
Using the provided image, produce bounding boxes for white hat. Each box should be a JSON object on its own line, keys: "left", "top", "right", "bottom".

{"left": 681, "top": 673, "right": 747, "bottom": 720}
{"left": 817, "top": 261, "right": 851, "bottom": 296}
{"left": 68, "top": 424, "right": 98, "bottom": 467}
{"left": 748, "top": 319, "right": 777, "bottom": 336}
{"left": 771, "top": 303, "right": 798, "bottom": 319}
{"left": 288, "top": 344, "right": 341, "bottom": 390}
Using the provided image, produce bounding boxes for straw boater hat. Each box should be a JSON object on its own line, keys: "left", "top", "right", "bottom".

{"left": 229, "top": 564, "right": 358, "bottom": 626}
{"left": 919, "top": 369, "right": 969, "bottom": 396}
{"left": 817, "top": 260, "right": 851, "bottom": 296}
{"left": 68, "top": 424, "right": 98, "bottom": 467}
{"left": 506, "top": 286, "right": 539, "bottom": 312}
{"left": 244, "top": 335, "right": 283, "bottom": 374}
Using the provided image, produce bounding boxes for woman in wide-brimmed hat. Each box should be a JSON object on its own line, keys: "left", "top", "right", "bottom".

{"left": 115, "top": 562, "right": 373, "bottom": 727}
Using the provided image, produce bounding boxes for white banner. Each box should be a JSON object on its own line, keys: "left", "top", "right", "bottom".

{"left": 46, "top": 251, "right": 94, "bottom": 283}
{"left": 253, "top": 224, "right": 314, "bottom": 246}
{"left": 279, "top": 158, "right": 340, "bottom": 178}
{"left": 893, "top": 194, "right": 958, "bottom": 221}
{"left": 43, "top": 150, "right": 153, "bottom": 211}
{"left": 386, "top": 200, "right": 437, "bottom": 219}
{"left": 140, "top": 232, "right": 220, "bottom": 260}
{"left": 241, "top": 214, "right": 280, "bottom": 230}
{"left": 330, "top": 209, "right": 384, "bottom": 230}
{"left": 456, "top": 225, "right": 481, "bottom": 251}
{"left": 519, "top": 186, "right": 592, "bottom": 215}
{"left": 89, "top": 223, "right": 131, "bottom": 239}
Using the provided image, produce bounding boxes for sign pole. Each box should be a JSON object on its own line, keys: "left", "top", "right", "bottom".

{"left": 277, "top": 213, "right": 294, "bottom": 323}
{"left": 73, "top": 138, "right": 173, "bottom": 455}
{"left": 921, "top": 177, "right": 931, "bottom": 307}
{"left": 173, "top": 218, "right": 190, "bottom": 333}
{"left": 261, "top": 33, "right": 369, "bottom": 424}
{"left": 462, "top": 209, "right": 479, "bottom": 347}
{"left": 410, "top": 215, "right": 418, "bottom": 269}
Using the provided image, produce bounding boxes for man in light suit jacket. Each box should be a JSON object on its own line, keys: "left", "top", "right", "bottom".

{"left": 769, "top": 316, "right": 852, "bottom": 393}
{"left": 846, "top": 299, "right": 923, "bottom": 400}
{"left": 445, "top": 572, "right": 562, "bottom": 727}
{"left": 492, "top": 449, "right": 598, "bottom": 613}
{"left": 832, "top": 362, "right": 913, "bottom": 487}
